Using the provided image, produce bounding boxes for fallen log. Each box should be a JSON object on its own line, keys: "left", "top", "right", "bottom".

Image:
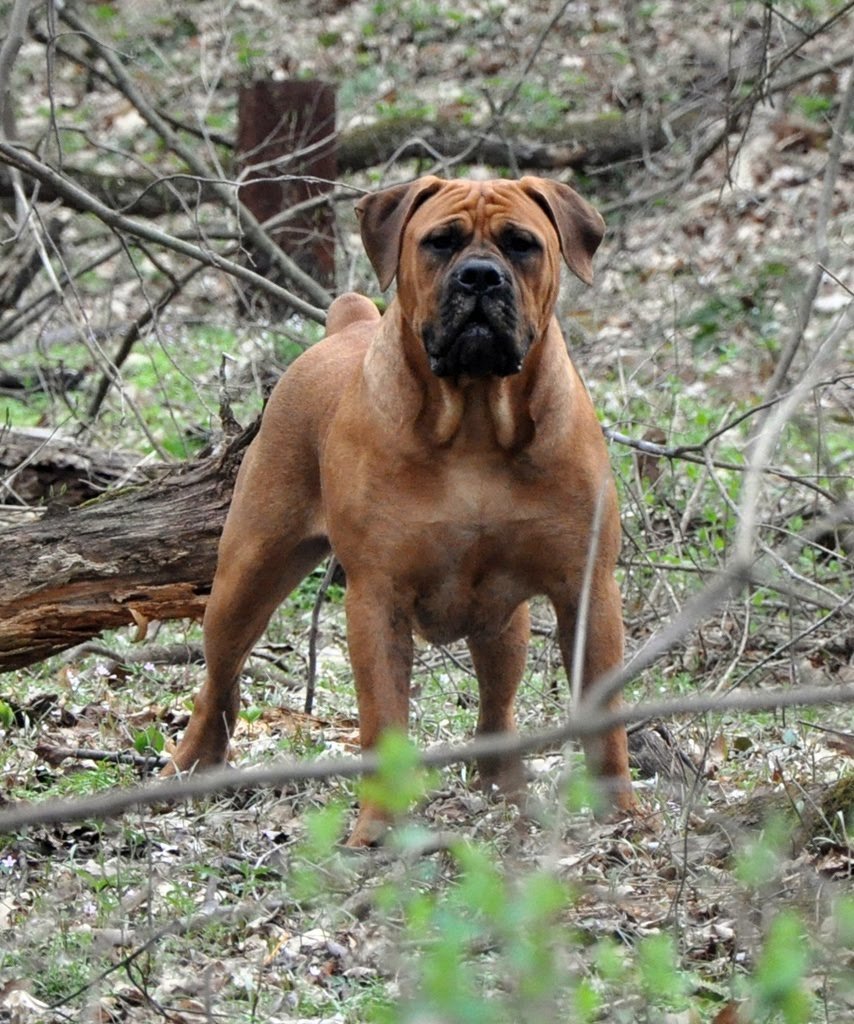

{"left": 336, "top": 107, "right": 699, "bottom": 175}
{"left": 0, "top": 421, "right": 257, "bottom": 672}
{"left": 0, "top": 107, "right": 699, "bottom": 221}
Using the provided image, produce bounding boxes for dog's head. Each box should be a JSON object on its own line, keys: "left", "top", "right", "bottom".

{"left": 356, "top": 176, "right": 604, "bottom": 379}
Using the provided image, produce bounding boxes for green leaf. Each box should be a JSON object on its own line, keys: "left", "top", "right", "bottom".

{"left": 359, "top": 731, "right": 433, "bottom": 815}
{"left": 133, "top": 726, "right": 165, "bottom": 755}
{"left": 753, "top": 911, "right": 813, "bottom": 1023}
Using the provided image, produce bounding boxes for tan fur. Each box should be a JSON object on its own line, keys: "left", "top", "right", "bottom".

{"left": 166, "top": 177, "right": 635, "bottom": 846}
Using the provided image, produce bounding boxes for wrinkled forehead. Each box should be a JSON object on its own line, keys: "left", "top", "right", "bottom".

{"left": 407, "top": 179, "right": 555, "bottom": 239}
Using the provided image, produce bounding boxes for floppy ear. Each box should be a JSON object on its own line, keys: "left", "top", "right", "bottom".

{"left": 519, "top": 177, "right": 605, "bottom": 286}
{"left": 355, "top": 177, "right": 444, "bottom": 290}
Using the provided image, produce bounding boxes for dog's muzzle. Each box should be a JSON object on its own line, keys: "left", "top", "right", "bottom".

{"left": 423, "top": 256, "right": 527, "bottom": 379}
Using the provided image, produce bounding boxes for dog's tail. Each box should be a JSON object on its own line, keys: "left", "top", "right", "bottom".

{"left": 325, "top": 292, "right": 382, "bottom": 336}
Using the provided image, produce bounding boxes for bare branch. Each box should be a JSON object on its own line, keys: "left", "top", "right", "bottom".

{"left": 588, "top": 301, "right": 853, "bottom": 714}
{"left": 34, "top": 743, "right": 167, "bottom": 769}
{"left": 0, "top": 140, "right": 327, "bottom": 323}
{"left": 603, "top": 420, "right": 839, "bottom": 504}
{"left": 305, "top": 557, "right": 340, "bottom": 716}
{"left": 1, "top": 679, "right": 853, "bottom": 835}
{"left": 56, "top": 5, "right": 333, "bottom": 311}
{"left": 85, "top": 262, "right": 204, "bottom": 420}
{"left": 754, "top": 66, "right": 854, "bottom": 414}
{"left": 0, "top": 0, "right": 29, "bottom": 143}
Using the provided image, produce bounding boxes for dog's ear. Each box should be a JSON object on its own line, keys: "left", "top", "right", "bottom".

{"left": 519, "top": 177, "right": 605, "bottom": 286}
{"left": 356, "top": 177, "right": 445, "bottom": 291}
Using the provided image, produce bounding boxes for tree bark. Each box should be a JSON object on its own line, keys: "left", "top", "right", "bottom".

{"left": 237, "top": 79, "right": 337, "bottom": 301}
{"left": 0, "top": 422, "right": 257, "bottom": 672}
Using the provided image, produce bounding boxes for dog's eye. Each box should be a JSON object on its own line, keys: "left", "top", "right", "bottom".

{"left": 502, "top": 232, "right": 540, "bottom": 258}
{"left": 423, "top": 231, "right": 460, "bottom": 254}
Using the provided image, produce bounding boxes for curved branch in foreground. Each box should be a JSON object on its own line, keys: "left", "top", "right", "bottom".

{"left": 0, "top": 679, "right": 852, "bottom": 835}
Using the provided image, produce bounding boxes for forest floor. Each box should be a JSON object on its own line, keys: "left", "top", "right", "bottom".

{"left": 0, "top": 1, "right": 853, "bottom": 1021}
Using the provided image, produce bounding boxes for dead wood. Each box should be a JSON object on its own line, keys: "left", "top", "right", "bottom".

{"left": 336, "top": 108, "right": 700, "bottom": 174}
{"left": 628, "top": 722, "right": 700, "bottom": 788}
{"left": 0, "top": 218, "right": 64, "bottom": 308}
{"left": 0, "top": 421, "right": 257, "bottom": 672}
{"left": 0, "top": 427, "right": 155, "bottom": 507}
{"left": 0, "top": 108, "right": 698, "bottom": 225}
{"left": 34, "top": 743, "right": 168, "bottom": 770}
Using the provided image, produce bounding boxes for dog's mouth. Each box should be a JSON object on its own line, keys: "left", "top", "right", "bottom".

{"left": 425, "top": 294, "right": 524, "bottom": 379}
{"left": 457, "top": 307, "right": 496, "bottom": 343}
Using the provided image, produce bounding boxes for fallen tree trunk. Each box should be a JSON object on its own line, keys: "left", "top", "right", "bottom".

{"left": 0, "top": 422, "right": 257, "bottom": 672}
{"left": 0, "top": 108, "right": 699, "bottom": 221}
{"left": 336, "top": 107, "right": 700, "bottom": 175}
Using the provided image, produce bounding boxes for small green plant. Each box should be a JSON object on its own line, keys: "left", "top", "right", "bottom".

{"left": 752, "top": 912, "right": 814, "bottom": 1023}
{"left": 734, "top": 816, "right": 790, "bottom": 889}
{"left": 289, "top": 562, "right": 345, "bottom": 611}
{"left": 793, "top": 93, "right": 833, "bottom": 120}
{"left": 47, "top": 761, "right": 136, "bottom": 799}
{"left": 133, "top": 724, "right": 166, "bottom": 756}
{"left": 385, "top": 839, "right": 603, "bottom": 1023}
{"left": 359, "top": 730, "right": 436, "bottom": 819}
{"left": 0, "top": 700, "right": 14, "bottom": 729}
{"left": 238, "top": 706, "right": 263, "bottom": 726}
{"left": 33, "top": 931, "right": 95, "bottom": 1003}
{"left": 92, "top": 4, "right": 118, "bottom": 21}
{"left": 277, "top": 725, "right": 327, "bottom": 759}
{"left": 289, "top": 801, "right": 352, "bottom": 902}
{"left": 637, "top": 932, "right": 692, "bottom": 1011}
{"left": 233, "top": 29, "right": 264, "bottom": 69}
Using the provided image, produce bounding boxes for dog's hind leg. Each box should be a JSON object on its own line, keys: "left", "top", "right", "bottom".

{"left": 167, "top": 531, "right": 329, "bottom": 774}
{"left": 166, "top": 434, "right": 328, "bottom": 774}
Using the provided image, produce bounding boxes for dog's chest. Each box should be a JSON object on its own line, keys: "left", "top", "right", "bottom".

{"left": 326, "top": 444, "right": 580, "bottom": 641}
{"left": 409, "top": 539, "right": 532, "bottom": 643}
{"left": 400, "top": 461, "right": 559, "bottom": 642}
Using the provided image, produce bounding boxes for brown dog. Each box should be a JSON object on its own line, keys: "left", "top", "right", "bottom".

{"left": 168, "top": 176, "right": 634, "bottom": 845}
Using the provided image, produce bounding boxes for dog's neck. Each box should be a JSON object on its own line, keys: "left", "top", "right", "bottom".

{"left": 364, "top": 302, "right": 572, "bottom": 453}
{"left": 426, "top": 375, "right": 527, "bottom": 450}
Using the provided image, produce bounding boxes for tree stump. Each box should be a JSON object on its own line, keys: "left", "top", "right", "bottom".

{"left": 236, "top": 79, "right": 337, "bottom": 313}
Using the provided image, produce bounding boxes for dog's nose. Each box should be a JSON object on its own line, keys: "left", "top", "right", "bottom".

{"left": 452, "top": 258, "right": 506, "bottom": 295}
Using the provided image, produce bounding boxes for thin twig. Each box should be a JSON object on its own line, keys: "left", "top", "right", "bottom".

{"left": 496, "top": 0, "right": 573, "bottom": 119}
{"left": 57, "top": 5, "right": 333, "bottom": 310}
{"left": 603, "top": 425, "right": 838, "bottom": 502}
{"left": 731, "top": 590, "right": 854, "bottom": 692}
{"left": 0, "top": 0, "right": 30, "bottom": 222}
{"left": 305, "top": 558, "right": 340, "bottom": 715}
{"left": 85, "top": 263, "right": 204, "bottom": 420}
{"left": 0, "top": 242, "right": 125, "bottom": 344}
{"left": 584, "top": 298, "right": 852, "bottom": 718}
{"left": 754, "top": 66, "right": 854, "bottom": 422}
{"left": 603, "top": 5, "right": 854, "bottom": 213}
{"left": 569, "top": 475, "right": 609, "bottom": 706}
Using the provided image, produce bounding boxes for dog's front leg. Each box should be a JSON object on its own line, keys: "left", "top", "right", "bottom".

{"left": 344, "top": 580, "right": 414, "bottom": 847}
{"left": 555, "top": 574, "right": 635, "bottom": 815}
{"left": 467, "top": 602, "right": 530, "bottom": 800}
